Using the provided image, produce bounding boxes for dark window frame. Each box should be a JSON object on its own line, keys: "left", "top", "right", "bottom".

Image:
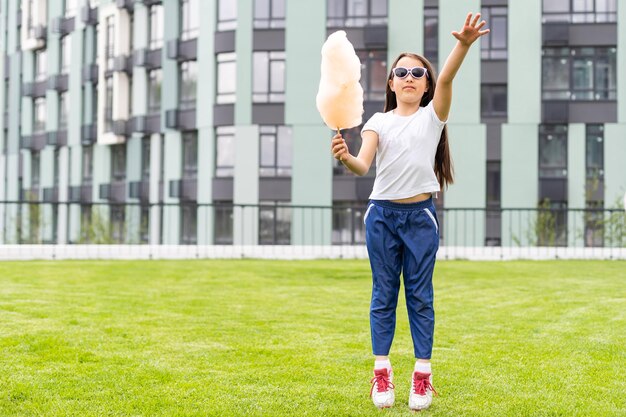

{"left": 182, "top": 131, "right": 198, "bottom": 179}
{"left": 148, "top": 68, "right": 162, "bottom": 114}
{"left": 259, "top": 202, "right": 292, "bottom": 245}
{"left": 216, "top": 52, "right": 237, "bottom": 104}
{"left": 542, "top": 47, "right": 617, "bottom": 101}
{"left": 149, "top": 4, "right": 164, "bottom": 50}
{"left": 542, "top": 0, "right": 617, "bottom": 23}
{"left": 252, "top": 51, "right": 285, "bottom": 103}
{"left": 179, "top": 60, "right": 197, "bottom": 110}
{"left": 259, "top": 125, "right": 292, "bottom": 177}
{"left": 217, "top": 0, "right": 237, "bottom": 31}
{"left": 254, "top": 0, "right": 286, "bottom": 29}
{"left": 481, "top": 6, "right": 508, "bottom": 60}
{"left": 215, "top": 126, "right": 235, "bottom": 177}
{"left": 180, "top": 0, "right": 199, "bottom": 40}
{"left": 327, "top": 0, "right": 388, "bottom": 28}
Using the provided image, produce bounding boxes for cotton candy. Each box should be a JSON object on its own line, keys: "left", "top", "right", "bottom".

{"left": 316, "top": 31, "right": 364, "bottom": 131}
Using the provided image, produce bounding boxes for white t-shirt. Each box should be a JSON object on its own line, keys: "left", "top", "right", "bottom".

{"left": 362, "top": 101, "right": 446, "bottom": 200}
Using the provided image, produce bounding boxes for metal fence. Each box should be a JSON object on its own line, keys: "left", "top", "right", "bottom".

{"left": 0, "top": 201, "right": 624, "bottom": 260}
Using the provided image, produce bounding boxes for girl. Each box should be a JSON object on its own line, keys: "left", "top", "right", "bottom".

{"left": 331, "top": 13, "right": 489, "bottom": 411}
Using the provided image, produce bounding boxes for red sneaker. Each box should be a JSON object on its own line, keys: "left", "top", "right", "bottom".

{"left": 409, "top": 371, "right": 438, "bottom": 411}
{"left": 370, "top": 368, "right": 395, "bottom": 408}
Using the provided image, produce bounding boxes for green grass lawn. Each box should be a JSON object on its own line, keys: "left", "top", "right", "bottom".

{"left": 0, "top": 259, "right": 624, "bottom": 417}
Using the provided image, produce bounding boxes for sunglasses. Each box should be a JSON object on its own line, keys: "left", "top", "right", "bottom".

{"left": 392, "top": 66, "right": 429, "bottom": 79}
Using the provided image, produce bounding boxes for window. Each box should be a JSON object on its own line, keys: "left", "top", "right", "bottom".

{"left": 481, "top": 84, "right": 507, "bottom": 117}
{"left": 215, "top": 126, "right": 235, "bottom": 177}
{"left": 53, "top": 148, "right": 60, "bottom": 186}
{"left": 31, "top": 151, "right": 41, "bottom": 188}
{"left": 182, "top": 132, "right": 198, "bottom": 179}
{"left": 140, "top": 206, "right": 149, "bottom": 244}
{"left": 179, "top": 61, "right": 197, "bottom": 110}
{"left": 180, "top": 203, "right": 197, "bottom": 244}
{"left": 33, "top": 97, "right": 46, "bottom": 133}
{"left": 34, "top": 49, "right": 47, "bottom": 81}
{"left": 59, "top": 92, "right": 68, "bottom": 131}
{"left": 539, "top": 124, "right": 568, "bottom": 178}
{"left": 26, "top": 0, "right": 36, "bottom": 39}
{"left": 217, "top": 0, "right": 237, "bottom": 31}
{"left": 259, "top": 203, "right": 291, "bottom": 245}
{"left": 332, "top": 203, "right": 366, "bottom": 244}
{"left": 486, "top": 161, "right": 502, "bottom": 246}
{"left": 486, "top": 161, "right": 501, "bottom": 208}
{"left": 80, "top": 205, "right": 92, "bottom": 242}
{"left": 149, "top": 4, "right": 164, "bottom": 50}
{"left": 253, "top": 51, "right": 285, "bottom": 103}
{"left": 64, "top": 0, "right": 77, "bottom": 18}
{"left": 542, "top": 0, "right": 617, "bottom": 23}
{"left": 181, "top": 0, "right": 199, "bottom": 40}
{"left": 538, "top": 125, "right": 569, "bottom": 247}
{"left": 61, "top": 35, "right": 71, "bottom": 74}
{"left": 216, "top": 53, "right": 236, "bottom": 104}
{"left": 542, "top": 47, "right": 617, "bottom": 100}
{"left": 424, "top": 7, "right": 438, "bottom": 69}
{"left": 358, "top": 50, "right": 387, "bottom": 101}
{"left": 481, "top": 6, "right": 507, "bottom": 60}
{"left": 148, "top": 68, "right": 162, "bottom": 114}
{"left": 110, "top": 205, "right": 125, "bottom": 243}
{"left": 141, "top": 137, "right": 151, "bottom": 182}
{"left": 82, "top": 145, "right": 93, "bottom": 184}
{"left": 105, "top": 16, "right": 115, "bottom": 71}
{"left": 254, "top": 0, "right": 285, "bottom": 29}
{"left": 111, "top": 144, "right": 126, "bottom": 182}
{"left": 214, "top": 203, "right": 233, "bottom": 244}
{"left": 585, "top": 124, "right": 604, "bottom": 180}
{"left": 104, "top": 76, "right": 114, "bottom": 132}
{"left": 327, "top": 0, "right": 387, "bottom": 27}
{"left": 259, "top": 126, "right": 292, "bottom": 177}
{"left": 584, "top": 124, "right": 604, "bottom": 247}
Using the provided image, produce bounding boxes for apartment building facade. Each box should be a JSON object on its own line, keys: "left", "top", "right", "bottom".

{"left": 0, "top": 0, "right": 624, "bottom": 246}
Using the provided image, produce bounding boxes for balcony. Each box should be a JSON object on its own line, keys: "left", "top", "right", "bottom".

{"left": 169, "top": 178, "right": 197, "bottom": 201}
{"left": 47, "top": 131, "right": 68, "bottom": 147}
{"left": 69, "top": 185, "right": 93, "bottom": 203}
{"left": 113, "top": 55, "right": 133, "bottom": 74}
{"left": 81, "top": 124, "right": 97, "bottom": 145}
{"left": 47, "top": 74, "right": 69, "bottom": 92}
{"left": 112, "top": 120, "right": 133, "bottom": 136}
{"left": 51, "top": 16, "right": 75, "bottom": 35}
{"left": 129, "top": 180, "right": 150, "bottom": 201}
{"left": 21, "top": 188, "right": 40, "bottom": 202}
{"left": 166, "top": 38, "right": 197, "bottom": 61}
{"left": 165, "top": 108, "right": 196, "bottom": 131}
{"left": 21, "top": 133, "right": 47, "bottom": 151}
{"left": 82, "top": 64, "right": 99, "bottom": 84}
{"left": 116, "top": 0, "right": 134, "bottom": 10}
{"left": 81, "top": 5, "right": 98, "bottom": 25}
{"left": 133, "top": 48, "right": 162, "bottom": 69}
{"left": 33, "top": 25, "right": 47, "bottom": 42}
{"left": 132, "top": 114, "right": 161, "bottom": 134}
{"left": 42, "top": 187, "right": 59, "bottom": 203}
{"left": 22, "top": 80, "right": 47, "bottom": 97}
{"left": 99, "top": 182, "right": 127, "bottom": 203}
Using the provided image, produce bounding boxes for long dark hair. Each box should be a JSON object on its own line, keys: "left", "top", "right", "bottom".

{"left": 384, "top": 52, "right": 454, "bottom": 190}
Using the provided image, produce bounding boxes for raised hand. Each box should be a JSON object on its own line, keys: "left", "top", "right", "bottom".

{"left": 452, "top": 12, "right": 490, "bottom": 46}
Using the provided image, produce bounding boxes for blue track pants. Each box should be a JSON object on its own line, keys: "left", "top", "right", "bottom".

{"left": 364, "top": 198, "right": 439, "bottom": 359}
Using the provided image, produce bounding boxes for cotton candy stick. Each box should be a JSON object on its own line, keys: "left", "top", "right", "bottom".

{"left": 316, "top": 31, "right": 364, "bottom": 132}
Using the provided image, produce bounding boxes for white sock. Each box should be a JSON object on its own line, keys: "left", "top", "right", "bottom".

{"left": 414, "top": 361, "right": 432, "bottom": 374}
{"left": 374, "top": 359, "right": 392, "bottom": 372}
